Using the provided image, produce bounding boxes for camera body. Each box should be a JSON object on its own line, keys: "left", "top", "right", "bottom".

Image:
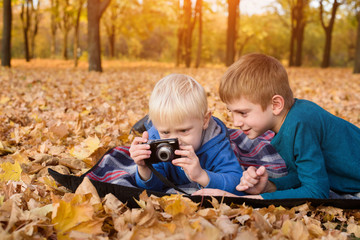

{"left": 146, "top": 138, "right": 180, "bottom": 164}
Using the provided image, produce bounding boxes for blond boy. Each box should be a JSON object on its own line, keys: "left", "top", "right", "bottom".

{"left": 130, "top": 74, "right": 244, "bottom": 195}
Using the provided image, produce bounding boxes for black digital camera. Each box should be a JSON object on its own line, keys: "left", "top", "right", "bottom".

{"left": 145, "top": 138, "right": 180, "bottom": 164}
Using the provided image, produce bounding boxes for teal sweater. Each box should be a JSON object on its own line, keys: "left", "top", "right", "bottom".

{"left": 262, "top": 99, "right": 360, "bottom": 199}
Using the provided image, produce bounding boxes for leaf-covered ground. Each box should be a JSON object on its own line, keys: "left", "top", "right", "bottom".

{"left": 0, "top": 59, "right": 360, "bottom": 239}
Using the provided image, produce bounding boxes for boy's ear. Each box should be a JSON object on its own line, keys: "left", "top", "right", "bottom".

{"left": 271, "top": 95, "right": 285, "bottom": 115}
{"left": 203, "top": 111, "right": 212, "bottom": 129}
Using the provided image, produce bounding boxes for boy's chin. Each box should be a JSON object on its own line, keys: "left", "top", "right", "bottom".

{"left": 247, "top": 135, "right": 257, "bottom": 140}
{"left": 245, "top": 132, "right": 261, "bottom": 140}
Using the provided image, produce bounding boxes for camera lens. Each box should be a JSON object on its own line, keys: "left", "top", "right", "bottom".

{"left": 157, "top": 145, "right": 173, "bottom": 161}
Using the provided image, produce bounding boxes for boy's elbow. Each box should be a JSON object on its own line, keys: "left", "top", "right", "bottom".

{"left": 306, "top": 185, "right": 329, "bottom": 199}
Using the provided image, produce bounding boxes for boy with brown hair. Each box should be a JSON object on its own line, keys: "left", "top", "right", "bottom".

{"left": 219, "top": 53, "right": 360, "bottom": 199}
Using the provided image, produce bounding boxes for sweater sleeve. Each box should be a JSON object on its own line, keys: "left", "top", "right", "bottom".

{"left": 135, "top": 164, "right": 165, "bottom": 191}
{"left": 262, "top": 123, "right": 330, "bottom": 199}
{"left": 201, "top": 142, "right": 245, "bottom": 196}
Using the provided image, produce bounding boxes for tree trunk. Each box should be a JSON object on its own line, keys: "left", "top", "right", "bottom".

{"left": 288, "top": 0, "right": 308, "bottom": 67}
{"left": 74, "top": 1, "right": 84, "bottom": 67}
{"left": 289, "top": 27, "right": 296, "bottom": 66}
{"left": 225, "top": 0, "right": 240, "bottom": 66}
{"left": 60, "top": 0, "right": 71, "bottom": 60}
{"left": 104, "top": 2, "right": 117, "bottom": 59}
{"left": 1, "top": 0, "right": 12, "bottom": 67}
{"left": 353, "top": 9, "right": 360, "bottom": 73}
{"left": 175, "top": 0, "right": 183, "bottom": 66}
{"left": 176, "top": 28, "right": 184, "bottom": 66}
{"left": 294, "top": 22, "right": 305, "bottom": 66}
{"left": 320, "top": 0, "right": 341, "bottom": 68}
{"left": 322, "top": 29, "right": 332, "bottom": 68}
{"left": 195, "top": 0, "right": 202, "bottom": 68}
{"left": 88, "top": 0, "right": 111, "bottom": 72}
{"left": 108, "top": 30, "right": 115, "bottom": 58}
{"left": 20, "top": 1, "right": 31, "bottom": 62}
{"left": 62, "top": 29, "right": 68, "bottom": 60}
{"left": 183, "top": 0, "right": 193, "bottom": 68}
{"left": 29, "top": 0, "right": 40, "bottom": 59}
{"left": 50, "top": 0, "right": 58, "bottom": 58}
{"left": 104, "top": 21, "right": 115, "bottom": 58}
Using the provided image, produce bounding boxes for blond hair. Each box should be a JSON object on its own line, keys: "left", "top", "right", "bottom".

{"left": 149, "top": 74, "right": 208, "bottom": 125}
{"left": 219, "top": 53, "right": 294, "bottom": 110}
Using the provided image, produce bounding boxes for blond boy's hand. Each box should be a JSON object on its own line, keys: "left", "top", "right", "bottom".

{"left": 236, "top": 166, "right": 269, "bottom": 195}
{"left": 129, "top": 131, "right": 152, "bottom": 180}
{"left": 172, "top": 145, "right": 210, "bottom": 187}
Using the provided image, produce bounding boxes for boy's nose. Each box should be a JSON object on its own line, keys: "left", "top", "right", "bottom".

{"left": 234, "top": 117, "right": 244, "bottom": 128}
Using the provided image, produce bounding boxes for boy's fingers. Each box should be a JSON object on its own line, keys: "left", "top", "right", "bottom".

{"left": 242, "top": 172, "right": 260, "bottom": 186}
{"left": 179, "top": 145, "right": 194, "bottom": 152}
{"left": 244, "top": 168, "right": 260, "bottom": 181}
{"left": 236, "top": 183, "right": 249, "bottom": 191}
{"left": 242, "top": 178, "right": 255, "bottom": 187}
{"left": 132, "top": 137, "right": 148, "bottom": 145}
{"left": 256, "top": 166, "right": 266, "bottom": 175}
{"left": 133, "top": 150, "right": 151, "bottom": 157}
{"left": 246, "top": 166, "right": 259, "bottom": 178}
{"left": 172, "top": 158, "right": 191, "bottom": 166}
{"left": 142, "top": 131, "right": 149, "bottom": 139}
{"left": 175, "top": 149, "right": 194, "bottom": 158}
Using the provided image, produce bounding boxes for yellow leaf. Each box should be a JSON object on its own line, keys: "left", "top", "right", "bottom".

{"left": 70, "top": 136, "right": 100, "bottom": 160}
{"left": 43, "top": 176, "right": 58, "bottom": 189}
{"left": 52, "top": 194, "right": 104, "bottom": 239}
{"left": 84, "top": 136, "right": 100, "bottom": 153}
{"left": 160, "top": 194, "right": 198, "bottom": 216}
{"left": 0, "top": 161, "right": 22, "bottom": 182}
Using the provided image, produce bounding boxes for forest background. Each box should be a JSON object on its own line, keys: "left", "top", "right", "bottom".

{"left": 1, "top": 0, "right": 360, "bottom": 71}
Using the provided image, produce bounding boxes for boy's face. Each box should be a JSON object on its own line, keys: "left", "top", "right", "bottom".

{"left": 154, "top": 113, "right": 210, "bottom": 152}
{"left": 227, "top": 97, "right": 275, "bottom": 139}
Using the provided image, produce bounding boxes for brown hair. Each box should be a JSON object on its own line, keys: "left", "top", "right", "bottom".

{"left": 219, "top": 53, "right": 294, "bottom": 110}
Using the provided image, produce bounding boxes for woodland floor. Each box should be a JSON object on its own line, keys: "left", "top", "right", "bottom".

{"left": 0, "top": 59, "right": 360, "bottom": 239}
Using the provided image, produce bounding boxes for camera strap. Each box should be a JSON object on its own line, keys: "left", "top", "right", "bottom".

{"left": 145, "top": 162, "right": 189, "bottom": 195}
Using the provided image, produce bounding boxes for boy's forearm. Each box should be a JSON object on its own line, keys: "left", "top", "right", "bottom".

{"left": 137, "top": 165, "right": 152, "bottom": 181}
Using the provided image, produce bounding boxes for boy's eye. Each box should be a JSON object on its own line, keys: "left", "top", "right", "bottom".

{"left": 161, "top": 131, "right": 169, "bottom": 135}
{"left": 180, "top": 129, "right": 189, "bottom": 133}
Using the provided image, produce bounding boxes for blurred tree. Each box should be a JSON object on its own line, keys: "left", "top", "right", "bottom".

{"left": 353, "top": 0, "right": 360, "bottom": 73}
{"left": 274, "top": 0, "right": 310, "bottom": 67}
{"left": 1, "top": 0, "right": 12, "bottom": 67}
{"left": 176, "top": 0, "right": 183, "bottom": 66}
{"left": 185, "top": 0, "right": 200, "bottom": 67}
{"left": 58, "top": 0, "right": 73, "bottom": 60}
{"left": 49, "top": 0, "right": 59, "bottom": 58}
{"left": 30, "top": 0, "right": 40, "bottom": 59}
{"left": 195, "top": 0, "right": 202, "bottom": 68}
{"left": 176, "top": 0, "right": 201, "bottom": 67}
{"left": 20, "top": 0, "right": 41, "bottom": 61}
{"left": 74, "top": 0, "right": 86, "bottom": 67}
{"left": 88, "top": 0, "right": 111, "bottom": 72}
{"left": 225, "top": 0, "right": 240, "bottom": 66}
{"left": 292, "top": 0, "right": 309, "bottom": 66}
{"left": 103, "top": 0, "right": 126, "bottom": 58}
{"left": 319, "top": 0, "right": 344, "bottom": 68}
